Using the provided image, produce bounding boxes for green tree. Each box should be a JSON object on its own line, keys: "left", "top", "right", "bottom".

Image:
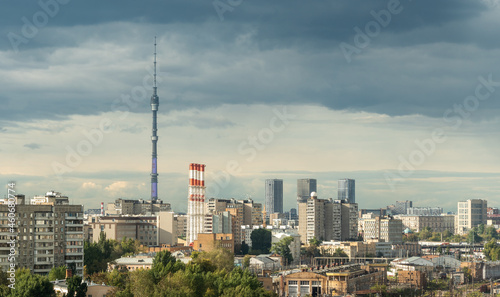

{"left": 483, "top": 239, "right": 500, "bottom": 261}
{"left": 65, "top": 275, "right": 87, "bottom": 297}
{"left": 151, "top": 250, "right": 184, "bottom": 281}
{"left": 129, "top": 269, "right": 156, "bottom": 297}
{"left": 419, "top": 227, "right": 432, "bottom": 241}
{"left": 308, "top": 237, "right": 321, "bottom": 247}
{"left": 483, "top": 226, "right": 499, "bottom": 241}
{"left": 270, "top": 236, "right": 294, "bottom": 266}
{"left": 107, "top": 269, "right": 129, "bottom": 289}
{"left": 250, "top": 229, "right": 272, "bottom": 254}
{"left": 193, "top": 248, "right": 234, "bottom": 272}
{"left": 240, "top": 242, "right": 249, "bottom": 255}
{"left": 10, "top": 269, "right": 55, "bottom": 297}
{"left": 243, "top": 255, "right": 251, "bottom": 269}
{"left": 442, "top": 230, "right": 452, "bottom": 240}
{"left": 478, "top": 223, "right": 485, "bottom": 235}
{"left": 467, "top": 228, "right": 482, "bottom": 243}
{"left": 0, "top": 267, "right": 11, "bottom": 296}
{"left": 370, "top": 284, "right": 387, "bottom": 295}
{"left": 404, "top": 233, "right": 418, "bottom": 242}
{"left": 48, "top": 265, "right": 67, "bottom": 281}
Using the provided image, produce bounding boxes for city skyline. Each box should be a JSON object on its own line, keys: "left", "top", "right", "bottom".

{"left": 2, "top": 1, "right": 500, "bottom": 212}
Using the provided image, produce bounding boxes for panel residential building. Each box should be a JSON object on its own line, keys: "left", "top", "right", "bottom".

{"left": 360, "top": 217, "right": 403, "bottom": 244}
{"left": 298, "top": 193, "right": 358, "bottom": 244}
{"left": 0, "top": 193, "right": 84, "bottom": 276}
{"left": 456, "top": 199, "right": 487, "bottom": 235}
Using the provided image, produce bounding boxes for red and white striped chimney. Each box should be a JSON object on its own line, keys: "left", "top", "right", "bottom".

{"left": 187, "top": 163, "right": 206, "bottom": 243}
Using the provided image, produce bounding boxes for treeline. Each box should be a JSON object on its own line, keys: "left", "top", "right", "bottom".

{"left": 85, "top": 233, "right": 144, "bottom": 275}
{"left": 0, "top": 268, "right": 86, "bottom": 297}
{"left": 89, "top": 248, "right": 276, "bottom": 297}
{"left": 403, "top": 224, "right": 499, "bottom": 243}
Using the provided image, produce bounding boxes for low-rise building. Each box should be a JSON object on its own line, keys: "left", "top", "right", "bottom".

{"left": 280, "top": 264, "right": 386, "bottom": 296}
{"left": 192, "top": 233, "right": 234, "bottom": 253}
{"left": 395, "top": 214, "right": 454, "bottom": 233}
{"left": 397, "top": 271, "right": 427, "bottom": 289}
{"left": 391, "top": 257, "right": 433, "bottom": 273}
{"left": 53, "top": 279, "right": 114, "bottom": 297}
{"left": 108, "top": 255, "right": 154, "bottom": 272}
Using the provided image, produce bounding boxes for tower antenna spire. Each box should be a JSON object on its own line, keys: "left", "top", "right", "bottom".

{"left": 154, "top": 36, "right": 157, "bottom": 90}
{"left": 150, "top": 37, "right": 160, "bottom": 205}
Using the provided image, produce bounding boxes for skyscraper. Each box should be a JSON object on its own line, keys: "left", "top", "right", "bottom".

{"left": 265, "top": 179, "right": 283, "bottom": 215}
{"left": 338, "top": 178, "right": 355, "bottom": 203}
{"left": 297, "top": 178, "right": 317, "bottom": 204}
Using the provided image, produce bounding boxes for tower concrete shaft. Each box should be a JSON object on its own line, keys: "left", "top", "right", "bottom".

{"left": 151, "top": 38, "right": 159, "bottom": 202}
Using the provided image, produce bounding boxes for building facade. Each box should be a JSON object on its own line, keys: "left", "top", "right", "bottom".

{"left": 0, "top": 193, "right": 84, "bottom": 276}
{"left": 406, "top": 207, "right": 443, "bottom": 216}
{"left": 297, "top": 178, "right": 317, "bottom": 205}
{"left": 338, "top": 179, "right": 355, "bottom": 203}
{"left": 394, "top": 200, "right": 413, "bottom": 215}
{"left": 298, "top": 193, "right": 358, "bottom": 244}
{"left": 106, "top": 198, "right": 171, "bottom": 216}
{"left": 395, "top": 214, "right": 454, "bottom": 233}
{"left": 456, "top": 199, "right": 487, "bottom": 235}
{"left": 360, "top": 217, "right": 403, "bottom": 244}
{"left": 265, "top": 179, "right": 283, "bottom": 215}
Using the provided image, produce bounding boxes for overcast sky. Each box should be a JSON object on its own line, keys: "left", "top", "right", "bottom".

{"left": 2, "top": 0, "right": 500, "bottom": 213}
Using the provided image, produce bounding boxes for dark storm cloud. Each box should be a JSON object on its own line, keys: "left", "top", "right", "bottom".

{"left": 0, "top": 1, "right": 490, "bottom": 50}
{"left": 1, "top": 0, "right": 499, "bottom": 122}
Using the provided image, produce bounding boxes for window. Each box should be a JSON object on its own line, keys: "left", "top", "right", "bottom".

{"left": 289, "top": 281, "right": 298, "bottom": 285}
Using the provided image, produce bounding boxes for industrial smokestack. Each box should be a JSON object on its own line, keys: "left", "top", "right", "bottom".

{"left": 187, "top": 163, "right": 206, "bottom": 244}
{"left": 101, "top": 202, "right": 104, "bottom": 216}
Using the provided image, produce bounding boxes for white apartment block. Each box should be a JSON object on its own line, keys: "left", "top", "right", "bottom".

{"left": 395, "top": 214, "right": 454, "bottom": 233}
{"left": 298, "top": 193, "right": 358, "bottom": 244}
{"left": 456, "top": 199, "right": 487, "bottom": 235}
{"left": 360, "top": 217, "right": 403, "bottom": 244}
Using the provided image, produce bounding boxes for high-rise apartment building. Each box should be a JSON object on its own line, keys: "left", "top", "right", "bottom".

{"left": 265, "top": 179, "right": 283, "bottom": 215}
{"left": 456, "top": 199, "right": 488, "bottom": 235}
{"left": 338, "top": 179, "right": 355, "bottom": 203}
{"left": 297, "top": 179, "right": 317, "bottom": 204}
{"left": 204, "top": 211, "right": 232, "bottom": 234}
{"left": 298, "top": 193, "right": 358, "bottom": 244}
{"left": 0, "top": 192, "right": 84, "bottom": 276}
{"left": 394, "top": 200, "right": 413, "bottom": 215}
{"left": 360, "top": 217, "right": 403, "bottom": 244}
{"left": 205, "top": 198, "right": 262, "bottom": 245}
